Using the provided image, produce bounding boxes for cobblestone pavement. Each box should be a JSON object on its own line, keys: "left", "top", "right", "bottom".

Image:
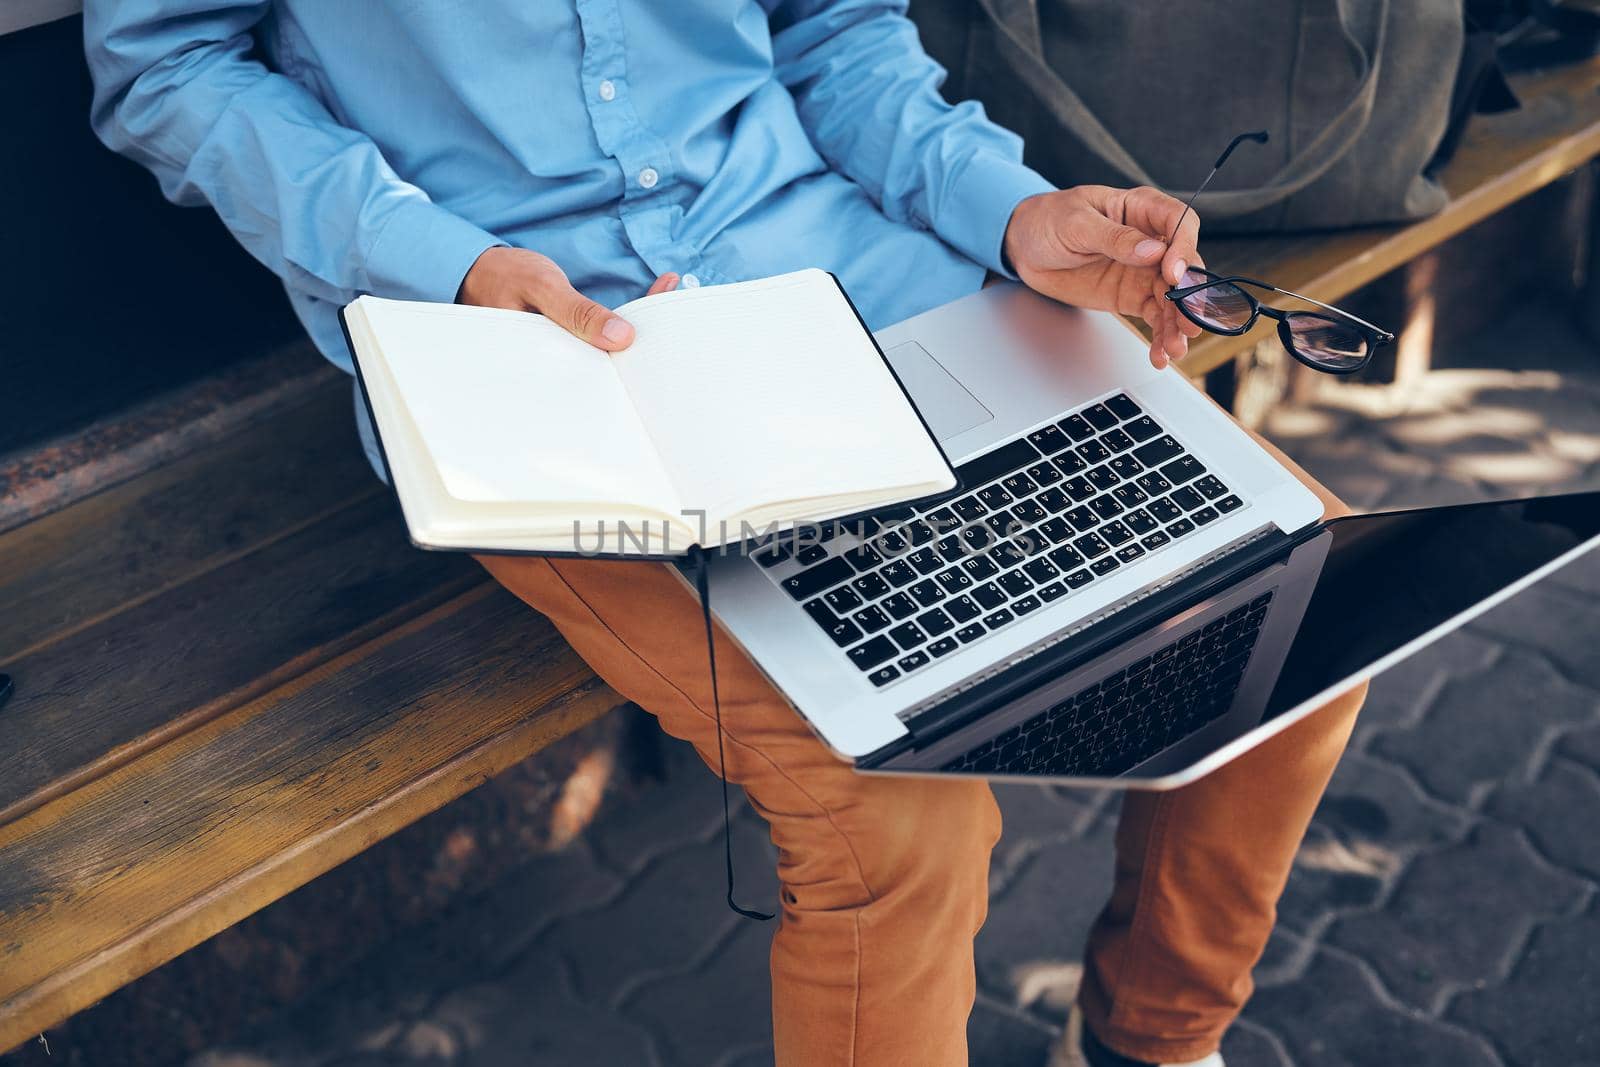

{"left": 184, "top": 303, "right": 1600, "bottom": 1067}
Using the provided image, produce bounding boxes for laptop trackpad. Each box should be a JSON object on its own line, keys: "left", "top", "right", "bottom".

{"left": 883, "top": 341, "right": 994, "bottom": 443}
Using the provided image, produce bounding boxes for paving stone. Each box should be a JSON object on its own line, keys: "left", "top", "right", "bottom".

{"left": 587, "top": 729, "right": 730, "bottom": 878}
{"left": 1242, "top": 949, "right": 1501, "bottom": 1067}
{"left": 539, "top": 813, "right": 777, "bottom": 1007}
{"left": 1347, "top": 629, "right": 1503, "bottom": 749}
{"left": 975, "top": 814, "right": 1116, "bottom": 1023}
{"left": 1326, "top": 822, "right": 1589, "bottom": 1012}
{"left": 1370, "top": 648, "right": 1597, "bottom": 804}
{"left": 1485, "top": 757, "right": 1600, "bottom": 880}
{"left": 1556, "top": 720, "right": 1600, "bottom": 770}
{"left": 1279, "top": 754, "right": 1472, "bottom": 934}
{"left": 1219, "top": 1018, "right": 1293, "bottom": 1067}
{"left": 967, "top": 1001, "right": 1054, "bottom": 1066}
{"left": 626, "top": 919, "right": 774, "bottom": 1067}
{"left": 421, "top": 947, "right": 663, "bottom": 1066}
{"left": 990, "top": 783, "right": 1110, "bottom": 900}
{"left": 1447, "top": 906, "right": 1600, "bottom": 1067}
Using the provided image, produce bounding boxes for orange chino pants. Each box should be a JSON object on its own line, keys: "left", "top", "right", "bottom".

{"left": 478, "top": 431, "right": 1364, "bottom": 1066}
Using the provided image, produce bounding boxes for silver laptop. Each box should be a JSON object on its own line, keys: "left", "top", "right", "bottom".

{"left": 694, "top": 283, "right": 1600, "bottom": 787}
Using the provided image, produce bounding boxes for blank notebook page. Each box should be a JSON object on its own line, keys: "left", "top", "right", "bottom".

{"left": 612, "top": 272, "right": 949, "bottom": 516}
{"left": 363, "top": 300, "right": 674, "bottom": 509}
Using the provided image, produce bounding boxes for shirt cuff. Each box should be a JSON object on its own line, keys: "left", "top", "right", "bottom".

{"left": 363, "top": 192, "right": 505, "bottom": 303}
{"left": 936, "top": 152, "right": 1056, "bottom": 279}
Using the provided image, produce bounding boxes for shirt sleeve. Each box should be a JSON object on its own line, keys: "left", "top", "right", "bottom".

{"left": 82, "top": 0, "right": 502, "bottom": 307}
{"left": 764, "top": 0, "right": 1055, "bottom": 276}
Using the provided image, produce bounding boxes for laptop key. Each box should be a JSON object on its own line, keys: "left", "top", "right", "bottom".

{"left": 1123, "top": 509, "right": 1157, "bottom": 535}
{"left": 1013, "top": 594, "right": 1043, "bottom": 616}
{"left": 867, "top": 665, "right": 900, "bottom": 687}
{"left": 983, "top": 609, "right": 1016, "bottom": 630}
{"left": 1091, "top": 556, "right": 1121, "bottom": 576}
{"left": 909, "top": 579, "right": 945, "bottom": 606}
{"left": 989, "top": 542, "right": 1027, "bottom": 568}
{"left": 1112, "top": 484, "right": 1148, "bottom": 508}
{"left": 842, "top": 543, "right": 883, "bottom": 572}
{"left": 1132, "top": 435, "right": 1184, "bottom": 466}
{"left": 1082, "top": 402, "right": 1118, "bottom": 430}
{"left": 824, "top": 586, "right": 862, "bottom": 613}
{"left": 956, "top": 622, "right": 987, "bottom": 643}
{"left": 928, "top": 636, "right": 960, "bottom": 658}
{"left": 1100, "top": 520, "right": 1134, "bottom": 547}
{"left": 1116, "top": 543, "right": 1146, "bottom": 564}
{"left": 1062, "top": 476, "right": 1096, "bottom": 502}
{"left": 904, "top": 520, "right": 937, "bottom": 546}
{"left": 1048, "top": 544, "right": 1085, "bottom": 570}
{"left": 897, "top": 650, "right": 930, "bottom": 673}
{"left": 1076, "top": 439, "right": 1112, "bottom": 465}
{"left": 1039, "top": 580, "right": 1069, "bottom": 602}
{"left": 875, "top": 528, "right": 909, "bottom": 556}
{"left": 852, "top": 604, "right": 891, "bottom": 633}
{"left": 1026, "top": 461, "right": 1063, "bottom": 487}
{"left": 1160, "top": 455, "right": 1205, "bottom": 484}
{"left": 997, "top": 570, "right": 1034, "bottom": 597}
{"left": 1217, "top": 494, "right": 1244, "bottom": 513}
{"left": 783, "top": 557, "right": 854, "bottom": 599}
{"left": 889, "top": 622, "right": 925, "bottom": 650}
{"left": 1100, "top": 428, "right": 1135, "bottom": 453}
{"left": 852, "top": 573, "right": 890, "bottom": 600}
{"left": 976, "top": 484, "right": 1014, "bottom": 510}
{"left": 795, "top": 542, "right": 829, "bottom": 566}
{"left": 1037, "top": 487, "right": 1071, "bottom": 513}
{"left": 1064, "top": 568, "right": 1094, "bottom": 589}
{"left": 1012, "top": 499, "right": 1047, "bottom": 526}
{"left": 1028, "top": 425, "right": 1071, "bottom": 453}
{"left": 917, "top": 608, "right": 955, "bottom": 636}
{"left": 972, "top": 582, "right": 1007, "bottom": 609}
{"left": 1170, "top": 486, "right": 1205, "bottom": 511}
{"left": 881, "top": 560, "right": 918, "bottom": 587}
{"left": 1039, "top": 517, "right": 1073, "bottom": 543}
{"left": 946, "top": 594, "right": 982, "bottom": 623}
{"left": 1063, "top": 505, "right": 1098, "bottom": 531}
{"left": 882, "top": 591, "right": 918, "bottom": 619}
{"left": 1023, "top": 558, "right": 1059, "bottom": 584}
{"left": 1106, "top": 393, "right": 1142, "bottom": 420}
{"left": 951, "top": 495, "right": 987, "bottom": 521}
{"left": 935, "top": 567, "right": 972, "bottom": 594}
{"left": 935, "top": 534, "right": 965, "bottom": 563}
{"left": 1146, "top": 497, "right": 1182, "bottom": 524}
{"left": 803, "top": 599, "right": 861, "bottom": 647}
{"left": 908, "top": 548, "right": 943, "bottom": 574}
{"left": 1123, "top": 415, "right": 1162, "bottom": 442}
{"left": 1140, "top": 530, "right": 1170, "bottom": 550}
{"left": 1166, "top": 517, "right": 1196, "bottom": 537}
{"left": 954, "top": 437, "right": 1040, "bottom": 487}
{"left": 1073, "top": 532, "right": 1111, "bottom": 558}
{"left": 1089, "top": 494, "right": 1124, "bottom": 521}
{"left": 848, "top": 636, "right": 897, "bottom": 670}
{"left": 1053, "top": 451, "right": 1088, "bottom": 476}
{"left": 1002, "top": 472, "right": 1038, "bottom": 497}
{"left": 1058, "top": 413, "right": 1096, "bottom": 441}
{"left": 962, "top": 555, "right": 999, "bottom": 580}
{"left": 754, "top": 542, "right": 792, "bottom": 567}
{"left": 1086, "top": 466, "right": 1119, "bottom": 492}
{"left": 1192, "top": 505, "right": 1220, "bottom": 525}
{"left": 1195, "top": 474, "right": 1229, "bottom": 500}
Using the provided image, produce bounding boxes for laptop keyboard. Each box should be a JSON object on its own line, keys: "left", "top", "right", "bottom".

{"left": 754, "top": 392, "right": 1247, "bottom": 688}
{"left": 942, "top": 590, "right": 1274, "bottom": 777}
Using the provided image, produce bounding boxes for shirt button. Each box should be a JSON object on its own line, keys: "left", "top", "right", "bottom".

{"left": 598, "top": 79, "right": 616, "bottom": 101}
{"left": 681, "top": 273, "right": 701, "bottom": 289}
{"left": 638, "top": 167, "right": 659, "bottom": 189}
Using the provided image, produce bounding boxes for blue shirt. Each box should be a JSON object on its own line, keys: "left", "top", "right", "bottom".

{"left": 85, "top": 0, "right": 1053, "bottom": 369}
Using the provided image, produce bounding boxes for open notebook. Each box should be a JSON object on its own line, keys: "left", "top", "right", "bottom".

{"left": 342, "top": 269, "right": 957, "bottom": 556}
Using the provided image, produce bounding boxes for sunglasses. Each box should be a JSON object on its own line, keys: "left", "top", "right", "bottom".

{"left": 1160, "top": 132, "right": 1395, "bottom": 376}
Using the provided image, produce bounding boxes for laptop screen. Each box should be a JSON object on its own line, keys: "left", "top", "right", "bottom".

{"left": 917, "top": 492, "right": 1600, "bottom": 784}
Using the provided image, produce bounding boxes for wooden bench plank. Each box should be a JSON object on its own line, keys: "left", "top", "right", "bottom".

{"left": 1174, "top": 58, "right": 1600, "bottom": 379}
{"left": 0, "top": 585, "right": 624, "bottom": 1052}
{"left": 0, "top": 492, "right": 480, "bottom": 826}
{"left": 0, "top": 383, "right": 374, "bottom": 662}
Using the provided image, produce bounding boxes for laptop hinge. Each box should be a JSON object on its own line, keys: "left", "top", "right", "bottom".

{"left": 857, "top": 523, "right": 1319, "bottom": 770}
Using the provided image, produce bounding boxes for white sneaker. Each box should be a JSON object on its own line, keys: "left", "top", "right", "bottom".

{"left": 1047, "top": 1007, "right": 1225, "bottom": 1067}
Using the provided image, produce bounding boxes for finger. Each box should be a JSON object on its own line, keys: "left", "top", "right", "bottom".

{"left": 1065, "top": 207, "right": 1167, "bottom": 268}
{"left": 530, "top": 271, "right": 636, "bottom": 350}
{"left": 1126, "top": 186, "right": 1202, "bottom": 285}
{"left": 646, "top": 272, "right": 679, "bottom": 297}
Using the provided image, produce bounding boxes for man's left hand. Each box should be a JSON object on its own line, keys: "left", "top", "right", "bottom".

{"left": 1003, "top": 185, "right": 1204, "bottom": 369}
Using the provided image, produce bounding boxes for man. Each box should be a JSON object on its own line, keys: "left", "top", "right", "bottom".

{"left": 85, "top": 3, "right": 1363, "bottom": 1064}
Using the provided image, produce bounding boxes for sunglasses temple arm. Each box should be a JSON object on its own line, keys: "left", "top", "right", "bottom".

{"left": 1264, "top": 283, "right": 1393, "bottom": 337}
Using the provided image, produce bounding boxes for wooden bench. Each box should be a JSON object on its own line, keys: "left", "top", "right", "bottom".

{"left": 2, "top": 8, "right": 1597, "bottom": 1053}
{"left": 1163, "top": 57, "right": 1600, "bottom": 382}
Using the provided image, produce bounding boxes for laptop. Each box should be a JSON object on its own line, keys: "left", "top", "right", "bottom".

{"left": 695, "top": 282, "right": 1600, "bottom": 787}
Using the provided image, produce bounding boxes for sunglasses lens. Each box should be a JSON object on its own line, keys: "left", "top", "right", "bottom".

{"left": 1176, "top": 269, "right": 1253, "bottom": 332}
{"left": 1284, "top": 312, "right": 1369, "bottom": 371}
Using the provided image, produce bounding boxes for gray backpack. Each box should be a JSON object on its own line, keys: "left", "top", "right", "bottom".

{"left": 913, "top": 0, "right": 1464, "bottom": 233}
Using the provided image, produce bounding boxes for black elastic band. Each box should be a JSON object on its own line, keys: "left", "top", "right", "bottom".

{"left": 692, "top": 546, "right": 774, "bottom": 922}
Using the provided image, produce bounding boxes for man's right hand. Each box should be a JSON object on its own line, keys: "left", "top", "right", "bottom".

{"left": 456, "top": 246, "right": 677, "bottom": 352}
